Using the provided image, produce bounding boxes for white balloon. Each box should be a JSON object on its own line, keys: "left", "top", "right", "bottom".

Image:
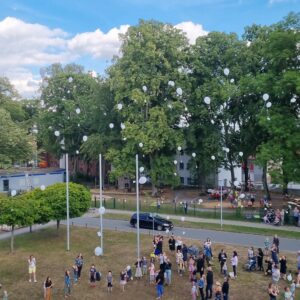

{"left": 94, "top": 247, "right": 103, "bottom": 256}
{"left": 139, "top": 166, "right": 144, "bottom": 172}
{"left": 181, "top": 216, "right": 185, "bottom": 222}
{"left": 173, "top": 160, "right": 178, "bottom": 165}
{"left": 204, "top": 96, "right": 211, "bottom": 105}
{"left": 267, "top": 116, "right": 271, "bottom": 121}
{"left": 77, "top": 123, "right": 80, "bottom": 127}
{"left": 290, "top": 97, "right": 296, "bottom": 103}
{"left": 176, "top": 87, "right": 183, "bottom": 96}
{"left": 177, "top": 146, "right": 182, "bottom": 151}
{"left": 40, "top": 185, "right": 46, "bottom": 191}
{"left": 76, "top": 150, "right": 79, "bottom": 154}
{"left": 192, "top": 152, "right": 196, "bottom": 158}
{"left": 168, "top": 80, "right": 175, "bottom": 87}
{"left": 109, "top": 123, "right": 114, "bottom": 129}
{"left": 75, "top": 108, "right": 81, "bottom": 114}
{"left": 211, "top": 155, "right": 216, "bottom": 160}
{"left": 224, "top": 147, "right": 229, "bottom": 153}
{"left": 174, "top": 172, "right": 177, "bottom": 176}
{"left": 120, "top": 123, "right": 126, "bottom": 130}
{"left": 142, "top": 85, "right": 147, "bottom": 92}
{"left": 230, "top": 78, "right": 235, "bottom": 83}
{"left": 240, "top": 193, "right": 245, "bottom": 199}
{"left": 82, "top": 135, "right": 88, "bottom": 142}
{"left": 54, "top": 130, "right": 60, "bottom": 137}
{"left": 68, "top": 77, "right": 73, "bottom": 83}
{"left": 224, "top": 68, "right": 230, "bottom": 76}
{"left": 266, "top": 102, "right": 272, "bottom": 108}
{"left": 11, "top": 190, "right": 17, "bottom": 197}
{"left": 139, "top": 176, "right": 147, "bottom": 184}
{"left": 99, "top": 206, "right": 106, "bottom": 215}
{"left": 139, "top": 142, "right": 143, "bottom": 148}
{"left": 263, "top": 93, "right": 269, "bottom": 101}
{"left": 211, "top": 119, "right": 215, "bottom": 124}
{"left": 117, "top": 103, "right": 123, "bottom": 110}
{"left": 238, "top": 151, "right": 243, "bottom": 157}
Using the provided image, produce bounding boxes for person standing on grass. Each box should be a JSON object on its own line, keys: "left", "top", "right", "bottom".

{"left": 182, "top": 244, "right": 188, "bottom": 269}
{"left": 257, "top": 248, "right": 264, "bottom": 271}
{"left": 272, "top": 264, "right": 280, "bottom": 288}
{"left": 197, "top": 253, "right": 205, "bottom": 277}
{"left": 271, "top": 244, "right": 279, "bottom": 265}
{"left": 120, "top": 270, "right": 127, "bottom": 292}
{"left": 44, "top": 276, "right": 53, "bottom": 300}
{"left": 205, "top": 266, "right": 213, "bottom": 299}
{"left": 141, "top": 256, "right": 148, "bottom": 276}
{"left": 191, "top": 281, "right": 198, "bottom": 300}
{"left": 280, "top": 256, "right": 287, "bottom": 280}
{"left": 268, "top": 282, "right": 279, "bottom": 300}
{"left": 89, "top": 264, "right": 96, "bottom": 287}
{"left": 155, "top": 269, "right": 165, "bottom": 300}
{"left": 168, "top": 234, "right": 175, "bottom": 252}
{"left": 222, "top": 277, "right": 229, "bottom": 300}
{"left": 149, "top": 262, "right": 156, "bottom": 284}
{"left": 165, "top": 258, "right": 172, "bottom": 285}
{"left": 64, "top": 270, "right": 71, "bottom": 298}
{"left": 273, "top": 235, "right": 280, "bottom": 254}
{"left": 75, "top": 254, "right": 84, "bottom": 280}
{"left": 218, "top": 249, "right": 227, "bottom": 274}
{"left": 231, "top": 251, "right": 238, "bottom": 279}
{"left": 106, "top": 271, "right": 113, "bottom": 293}
{"left": 214, "top": 281, "right": 222, "bottom": 300}
{"left": 28, "top": 255, "right": 37, "bottom": 283}
{"left": 72, "top": 265, "right": 78, "bottom": 284}
{"left": 198, "top": 274, "right": 205, "bottom": 300}
{"left": 293, "top": 207, "right": 299, "bottom": 226}
{"left": 284, "top": 286, "right": 292, "bottom": 300}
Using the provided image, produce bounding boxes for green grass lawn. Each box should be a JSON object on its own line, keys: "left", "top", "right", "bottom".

{"left": 104, "top": 212, "right": 300, "bottom": 240}
{"left": 0, "top": 226, "right": 299, "bottom": 300}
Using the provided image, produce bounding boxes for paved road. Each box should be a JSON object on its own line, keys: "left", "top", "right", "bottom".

{"left": 69, "top": 216, "right": 300, "bottom": 252}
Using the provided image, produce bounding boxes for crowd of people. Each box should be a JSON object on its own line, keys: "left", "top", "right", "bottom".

{"left": 0, "top": 233, "right": 299, "bottom": 299}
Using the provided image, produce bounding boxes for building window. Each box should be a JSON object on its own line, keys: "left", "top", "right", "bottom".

{"left": 187, "top": 177, "right": 192, "bottom": 185}
{"left": 179, "top": 162, "right": 184, "bottom": 170}
{"left": 180, "top": 177, "right": 184, "bottom": 184}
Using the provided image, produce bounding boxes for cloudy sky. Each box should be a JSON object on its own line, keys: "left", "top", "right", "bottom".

{"left": 0, "top": 0, "right": 298, "bottom": 97}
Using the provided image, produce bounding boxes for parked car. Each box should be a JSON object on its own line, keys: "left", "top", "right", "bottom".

{"left": 130, "top": 213, "right": 174, "bottom": 231}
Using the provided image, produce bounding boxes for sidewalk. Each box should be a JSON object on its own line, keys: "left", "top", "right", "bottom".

{"left": 105, "top": 209, "right": 300, "bottom": 232}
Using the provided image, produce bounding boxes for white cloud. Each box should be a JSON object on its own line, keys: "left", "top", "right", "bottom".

{"left": 175, "top": 21, "right": 208, "bottom": 44}
{"left": 68, "top": 25, "right": 130, "bottom": 59}
{"left": 0, "top": 17, "right": 207, "bottom": 97}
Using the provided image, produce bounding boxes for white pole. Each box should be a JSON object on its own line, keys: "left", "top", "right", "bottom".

{"left": 99, "top": 154, "right": 103, "bottom": 255}
{"left": 66, "top": 153, "right": 70, "bottom": 251}
{"left": 220, "top": 180, "right": 223, "bottom": 229}
{"left": 136, "top": 154, "right": 140, "bottom": 260}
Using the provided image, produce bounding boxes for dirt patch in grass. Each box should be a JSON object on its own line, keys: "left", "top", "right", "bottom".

{"left": 0, "top": 227, "right": 299, "bottom": 300}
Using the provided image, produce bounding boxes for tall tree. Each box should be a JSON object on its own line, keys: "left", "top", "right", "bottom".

{"left": 107, "top": 20, "right": 191, "bottom": 194}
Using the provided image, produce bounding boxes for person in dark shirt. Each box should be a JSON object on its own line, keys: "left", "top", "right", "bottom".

{"left": 168, "top": 235, "right": 175, "bottom": 251}
{"left": 205, "top": 266, "right": 213, "bottom": 299}
{"left": 218, "top": 249, "right": 227, "bottom": 274}
{"left": 197, "top": 253, "right": 205, "bottom": 277}
{"left": 222, "top": 276, "right": 229, "bottom": 300}
{"left": 155, "top": 270, "right": 165, "bottom": 299}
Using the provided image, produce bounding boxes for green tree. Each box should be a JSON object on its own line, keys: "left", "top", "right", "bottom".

{"left": 0, "top": 195, "right": 34, "bottom": 252}
{"left": 108, "top": 20, "right": 190, "bottom": 194}
{"left": 39, "top": 183, "right": 91, "bottom": 229}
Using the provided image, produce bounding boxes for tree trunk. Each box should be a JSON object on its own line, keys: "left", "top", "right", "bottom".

{"left": 262, "top": 163, "right": 270, "bottom": 200}
{"left": 282, "top": 163, "right": 289, "bottom": 195}
{"left": 243, "top": 158, "right": 249, "bottom": 192}
{"left": 229, "top": 159, "right": 235, "bottom": 190}
{"left": 56, "top": 220, "right": 60, "bottom": 231}
{"left": 10, "top": 225, "right": 14, "bottom": 253}
{"left": 29, "top": 225, "right": 32, "bottom": 233}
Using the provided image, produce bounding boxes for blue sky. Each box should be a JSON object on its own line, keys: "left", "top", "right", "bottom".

{"left": 0, "top": 0, "right": 298, "bottom": 97}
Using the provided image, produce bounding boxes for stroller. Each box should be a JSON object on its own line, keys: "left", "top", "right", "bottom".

{"left": 245, "top": 257, "right": 256, "bottom": 271}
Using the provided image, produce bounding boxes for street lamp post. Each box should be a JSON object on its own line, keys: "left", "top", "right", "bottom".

{"left": 135, "top": 154, "right": 140, "bottom": 261}
{"left": 99, "top": 154, "right": 104, "bottom": 255}
{"left": 219, "top": 179, "right": 223, "bottom": 229}
{"left": 66, "top": 153, "right": 70, "bottom": 251}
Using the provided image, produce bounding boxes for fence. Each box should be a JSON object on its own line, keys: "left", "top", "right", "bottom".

{"left": 91, "top": 197, "right": 295, "bottom": 225}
